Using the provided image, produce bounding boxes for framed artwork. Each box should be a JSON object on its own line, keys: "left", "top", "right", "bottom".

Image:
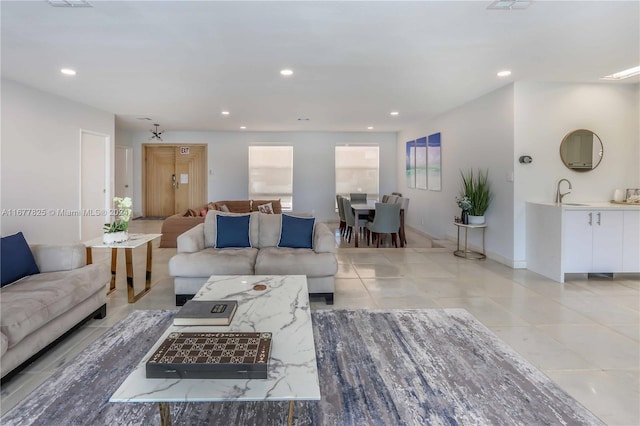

{"left": 427, "top": 132, "right": 441, "bottom": 191}
{"left": 415, "top": 137, "right": 427, "bottom": 190}
{"left": 406, "top": 140, "right": 416, "bottom": 188}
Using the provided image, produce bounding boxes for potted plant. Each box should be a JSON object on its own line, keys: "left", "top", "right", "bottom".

{"left": 459, "top": 169, "right": 493, "bottom": 224}
{"left": 103, "top": 196, "right": 132, "bottom": 244}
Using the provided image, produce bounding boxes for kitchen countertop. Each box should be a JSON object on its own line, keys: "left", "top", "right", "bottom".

{"left": 527, "top": 201, "right": 640, "bottom": 210}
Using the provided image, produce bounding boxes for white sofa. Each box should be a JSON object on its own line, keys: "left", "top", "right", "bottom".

{"left": 0, "top": 243, "right": 109, "bottom": 380}
{"left": 169, "top": 211, "right": 338, "bottom": 305}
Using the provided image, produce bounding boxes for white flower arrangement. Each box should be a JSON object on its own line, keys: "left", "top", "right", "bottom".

{"left": 104, "top": 197, "right": 132, "bottom": 233}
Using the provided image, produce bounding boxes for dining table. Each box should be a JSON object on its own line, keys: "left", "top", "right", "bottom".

{"left": 350, "top": 200, "right": 405, "bottom": 248}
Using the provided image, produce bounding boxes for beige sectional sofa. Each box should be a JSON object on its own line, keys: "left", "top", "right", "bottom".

{"left": 0, "top": 244, "right": 109, "bottom": 380}
{"left": 169, "top": 210, "right": 337, "bottom": 305}
{"left": 159, "top": 199, "right": 282, "bottom": 248}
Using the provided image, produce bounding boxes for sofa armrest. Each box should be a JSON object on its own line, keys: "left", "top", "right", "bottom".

{"left": 30, "top": 244, "right": 86, "bottom": 272}
{"left": 177, "top": 223, "right": 205, "bottom": 253}
{"left": 313, "top": 223, "right": 336, "bottom": 254}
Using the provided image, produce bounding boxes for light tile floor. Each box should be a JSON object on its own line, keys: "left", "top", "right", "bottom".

{"left": 1, "top": 220, "right": 638, "bottom": 425}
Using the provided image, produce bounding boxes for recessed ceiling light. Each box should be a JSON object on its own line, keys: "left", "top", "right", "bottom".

{"left": 280, "top": 69, "right": 293, "bottom": 76}
{"left": 601, "top": 65, "right": 640, "bottom": 80}
{"left": 221, "top": 111, "right": 230, "bottom": 115}
{"left": 497, "top": 70, "right": 512, "bottom": 77}
{"left": 390, "top": 111, "right": 399, "bottom": 116}
{"left": 60, "top": 68, "right": 76, "bottom": 76}
{"left": 367, "top": 126, "right": 374, "bottom": 130}
{"left": 240, "top": 126, "right": 247, "bottom": 130}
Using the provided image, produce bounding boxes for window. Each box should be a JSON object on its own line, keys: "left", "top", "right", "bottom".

{"left": 335, "top": 145, "right": 379, "bottom": 202}
{"left": 248, "top": 146, "right": 293, "bottom": 210}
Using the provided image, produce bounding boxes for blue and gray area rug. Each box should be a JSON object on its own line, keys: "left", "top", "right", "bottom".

{"left": 2, "top": 309, "right": 603, "bottom": 425}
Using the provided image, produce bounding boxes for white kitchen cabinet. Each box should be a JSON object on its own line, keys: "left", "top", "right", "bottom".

{"left": 622, "top": 210, "right": 640, "bottom": 272}
{"left": 527, "top": 202, "right": 638, "bottom": 283}
{"left": 563, "top": 210, "right": 623, "bottom": 273}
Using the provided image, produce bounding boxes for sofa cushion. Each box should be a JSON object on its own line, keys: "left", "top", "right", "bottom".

{"left": 251, "top": 199, "right": 282, "bottom": 214}
{"left": 204, "top": 211, "right": 259, "bottom": 248}
{"left": 255, "top": 247, "right": 338, "bottom": 277}
{"left": 216, "top": 214, "right": 251, "bottom": 248}
{"left": 256, "top": 202, "right": 274, "bottom": 214}
{"left": 169, "top": 248, "right": 258, "bottom": 277}
{"left": 278, "top": 214, "right": 315, "bottom": 249}
{"left": 0, "top": 263, "right": 108, "bottom": 348}
{"left": 1, "top": 232, "right": 40, "bottom": 287}
{"left": 30, "top": 244, "right": 86, "bottom": 273}
{"left": 212, "top": 200, "right": 252, "bottom": 213}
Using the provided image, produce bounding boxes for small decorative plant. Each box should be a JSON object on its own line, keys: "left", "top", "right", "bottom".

{"left": 104, "top": 197, "right": 132, "bottom": 233}
{"left": 456, "top": 196, "right": 472, "bottom": 212}
{"left": 459, "top": 169, "right": 493, "bottom": 216}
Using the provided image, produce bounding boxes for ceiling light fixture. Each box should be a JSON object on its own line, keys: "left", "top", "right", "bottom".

{"left": 367, "top": 126, "right": 374, "bottom": 130}
{"left": 390, "top": 111, "right": 399, "bottom": 116}
{"left": 240, "top": 126, "right": 247, "bottom": 130}
{"left": 221, "top": 111, "right": 230, "bottom": 115}
{"left": 487, "top": 0, "right": 531, "bottom": 10}
{"left": 497, "top": 70, "right": 512, "bottom": 77}
{"left": 60, "top": 68, "right": 76, "bottom": 76}
{"left": 280, "top": 69, "right": 293, "bottom": 76}
{"left": 601, "top": 65, "right": 640, "bottom": 80}
{"left": 149, "top": 124, "right": 164, "bottom": 141}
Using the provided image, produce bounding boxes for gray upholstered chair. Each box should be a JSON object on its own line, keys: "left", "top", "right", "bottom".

{"left": 349, "top": 193, "right": 367, "bottom": 202}
{"left": 381, "top": 194, "right": 389, "bottom": 203}
{"left": 395, "top": 197, "right": 410, "bottom": 245}
{"left": 391, "top": 192, "right": 402, "bottom": 196}
{"left": 336, "top": 194, "right": 346, "bottom": 236}
{"left": 366, "top": 202, "right": 401, "bottom": 247}
{"left": 386, "top": 194, "right": 399, "bottom": 204}
{"left": 342, "top": 197, "right": 369, "bottom": 244}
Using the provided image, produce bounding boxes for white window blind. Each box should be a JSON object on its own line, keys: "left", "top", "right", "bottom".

{"left": 335, "top": 145, "right": 380, "bottom": 201}
{"left": 248, "top": 146, "right": 293, "bottom": 210}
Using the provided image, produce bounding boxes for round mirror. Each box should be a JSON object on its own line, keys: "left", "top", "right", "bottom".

{"left": 559, "top": 129, "right": 603, "bottom": 172}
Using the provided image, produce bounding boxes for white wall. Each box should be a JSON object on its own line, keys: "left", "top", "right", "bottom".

{"left": 397, "top": 85, "right": 515, "bottom": 265}
{"left": 125, "top": 130, "right": 397, "bottom": 221}
{"left": 513, "top": 81, "right": 640, "bottom": 263}
{"left": 1, "top": 79, "right": 115, "bottom": 243}
{"left": 397, "top": 81, "right": 639, "bottom": 268}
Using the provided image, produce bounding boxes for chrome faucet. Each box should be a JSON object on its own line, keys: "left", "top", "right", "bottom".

{"left": 556, "top": 179, "right": 572, "bottom": 203}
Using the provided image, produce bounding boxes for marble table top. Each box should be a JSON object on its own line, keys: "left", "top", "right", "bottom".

{"left": 84, "top": 233, "right": 162, "bottom": 249}
{"left": 110, "top": 275, "right": 320, "bottom": 402}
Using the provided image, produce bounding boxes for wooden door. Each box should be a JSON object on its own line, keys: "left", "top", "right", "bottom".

{"left": 144, "top": 145, "right": 207, "bottom": 217}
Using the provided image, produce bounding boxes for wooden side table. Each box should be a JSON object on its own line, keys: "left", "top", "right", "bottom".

{"left": 454, "top": 222, "right": 487, "bottom": 260}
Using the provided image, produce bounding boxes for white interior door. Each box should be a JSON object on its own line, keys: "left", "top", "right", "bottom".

{"left": 115, "top": 146, "right": 133, "bottom": 199}
{"left": 81, "top": 131, "right": 110, "bottom": 240}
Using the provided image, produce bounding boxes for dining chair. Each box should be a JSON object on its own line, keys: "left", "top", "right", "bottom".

{"left": 386, "top": 194, "right": 399, "bottom": 204}
{"left": 366, "top": 202, "right": 401, "bottom": 248}
{"left": 381, "top": 194, "right": 389, "bottom": 203}
{"left": 349, "top": 193, "right": 367, "bottom": 202}
{"left": 336, "top": 194, "right": 346, "bottom": 236}
{"left": 395, "top": 197, "right": 410, "bottom": 245}
{"left": 391, "top": 192, "right": 403, "bottom": 197}
{"left": 342, "top": 197, "right": 369, "bottom": 244}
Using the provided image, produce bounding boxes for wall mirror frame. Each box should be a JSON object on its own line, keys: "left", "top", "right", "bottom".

{"left": 559, "top": 129, "right": 603, "bottom": 172}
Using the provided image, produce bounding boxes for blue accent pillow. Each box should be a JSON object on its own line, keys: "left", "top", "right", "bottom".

{"left": 1, "top": 232, "right": 40, "bottom": 287}
{"left": 216, "top": 214, "right": 251, "bottom": 248}
{"left": 278, "top": 214, "right": 315, "bottom": 249}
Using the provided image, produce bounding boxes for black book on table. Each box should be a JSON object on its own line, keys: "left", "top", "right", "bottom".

{"left": 173, "top": 300, "right": 238, "bottom": 326}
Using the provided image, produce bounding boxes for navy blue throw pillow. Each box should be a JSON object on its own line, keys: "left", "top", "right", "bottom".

{"left": 1, "top": 232, "right": 40, "bottom": 287}
{"left": 216, "top": 214, "right": 251, "bottom": 248}
{"left": 278, "top": 214, "right": 315, "bottom": 249}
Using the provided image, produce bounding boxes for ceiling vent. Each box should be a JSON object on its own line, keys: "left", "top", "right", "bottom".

{"left": 487, "top": 1, "right": 531, "bottom": 10}
{"left": 48, "top": 1, "right": 92, "bottom": 8}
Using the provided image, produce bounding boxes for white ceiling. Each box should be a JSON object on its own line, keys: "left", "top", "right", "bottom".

{"left": 2, "top": 1, "right": 638, "bottom": 132}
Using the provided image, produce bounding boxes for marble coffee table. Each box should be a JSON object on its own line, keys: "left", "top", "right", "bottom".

{"left": 110, "top": 275, "right": 320, "bottom": 425}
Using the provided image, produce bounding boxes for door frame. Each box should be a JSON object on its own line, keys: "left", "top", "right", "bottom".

{"left": 79, "top": 129, "right": 111, "bottom": 240}
{"left": 142, "top": 143, "right": 208, "bottom": 216}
